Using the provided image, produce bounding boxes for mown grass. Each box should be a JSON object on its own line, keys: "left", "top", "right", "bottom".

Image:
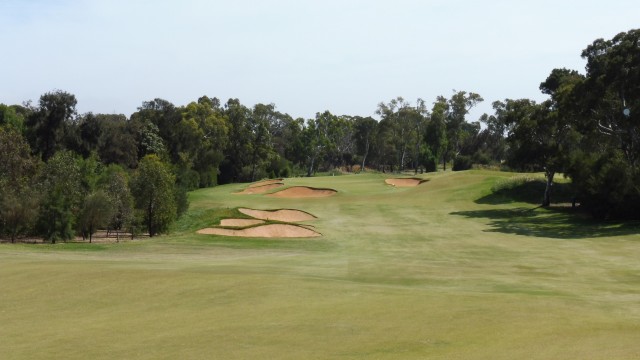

{"left": 1, "top": 170, "right": 639, "bottom": 359}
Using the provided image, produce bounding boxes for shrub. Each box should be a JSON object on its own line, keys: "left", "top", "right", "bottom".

{"left": 452, "top": 155, "right": 473, "bottom": 171}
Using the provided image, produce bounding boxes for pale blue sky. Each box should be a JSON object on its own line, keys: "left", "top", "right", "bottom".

{"left": 1, "top": 0, "right": 638, "bottom": 121}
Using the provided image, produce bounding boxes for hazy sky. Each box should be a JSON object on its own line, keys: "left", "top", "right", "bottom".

{"left": 1, "top": 0, "right": 638, "bottom": 121}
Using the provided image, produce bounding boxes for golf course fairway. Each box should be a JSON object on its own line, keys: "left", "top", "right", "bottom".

{"left": 1, "top": 170, "right": 639, "bottom": 359}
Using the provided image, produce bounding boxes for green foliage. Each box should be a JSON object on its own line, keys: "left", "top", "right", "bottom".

{"left": 36, "top": 151, "right": 83, "bottom": 243}
{"left": 0, "top": 191, "right": 39, "bottom": 242}
{"left": 78, "top": 190, "right": 114, "bottom": 242}
{"left": 98, "top": 165, "right": 134, "bottom": 234}
{"left": 25, "top": 90, "right": 78, "bottom": 161}
{"left": 452, "top": 155, "right": 473, "bottom": 171}
{"left": 0, "top": 103, "right": 26, "bottom": 132}
{"left": 131, "top": 155, "right": 178, "bottom": 236}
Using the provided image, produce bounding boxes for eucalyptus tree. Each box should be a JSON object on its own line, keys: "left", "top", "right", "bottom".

{"left": 36, "top": 151, "right": 83, "bottom": 243}
{"left": 303, "top": 111, "right": 336, "bottom": 176}
{"left": 0, "top": 126, "right": 40, "bottom": 242}
{"left": 131, "top": 155, "right": 177, "bottom": 237}
{"left": 425, "top": 97, "right": 448, "bottom": 170}
{"left": 444, "top": 91, "right": 483, "bottom": 169}
{"left": 25, "top": 90, "right": 78, "bottom": 161}
{"left": 567, "top": 29, "right": 640, "bottom": 217}
{"left": 352, "top": 116, "right": 378, "bottom": 171}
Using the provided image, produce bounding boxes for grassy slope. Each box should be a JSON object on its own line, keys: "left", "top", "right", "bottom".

{"left": 1, "top": 171, "right": 639, "bottom": 359}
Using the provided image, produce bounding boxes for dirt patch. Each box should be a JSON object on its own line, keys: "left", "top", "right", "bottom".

{"left": 236, "top": 183, "right": 284, "bottom": 194}
{"left": 267, "top": 186, "right": 337, "bottom": 198}
{"left": 248, "top": 179, "right": 284, "bottom": 188}
{"left": 197, "top": 224, "right": 321, "bottom": 238}
{"left": 385, "top": 178, "right": 428, "bottom": 187}
{"left": 238, "top": 208, "right": 316, "bottom": 222}
{"left": 219, "top": 218, "right": 266, "bottom": 227}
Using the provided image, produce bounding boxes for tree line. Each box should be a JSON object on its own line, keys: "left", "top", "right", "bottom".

{"left": 1, "top": 29, "right": 638, "bottom": 242}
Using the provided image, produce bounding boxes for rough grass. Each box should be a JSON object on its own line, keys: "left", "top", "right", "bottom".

{"left": 1, "top": 170, "right": 640, "bottom": 359}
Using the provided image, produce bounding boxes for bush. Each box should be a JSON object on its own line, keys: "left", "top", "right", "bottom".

{"left": 452, "top": 155, "right": 473, "bottom": 171}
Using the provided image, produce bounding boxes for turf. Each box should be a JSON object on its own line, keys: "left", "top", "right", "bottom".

{"left": 1, "top": 170, "right": 639, "bottom": 359}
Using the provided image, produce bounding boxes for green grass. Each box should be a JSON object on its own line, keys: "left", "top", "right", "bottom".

{"left": 1, "top": 170, "right": 640, "bottom": 359}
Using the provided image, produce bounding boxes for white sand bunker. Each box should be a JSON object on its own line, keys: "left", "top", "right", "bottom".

{"left": 385, "top": 178, "right": 428, "bottom": 187}
{"left": 267, "top": 186, "right": 337, "bottom": 198}
{"left": 236, "top": 183, "right": 284, "bottom": 194}
{"left": 248, "top": 179, "right": 284, "bottom": 188}
{"left": 239, "top": 208, "right": 316, "bottom": 222}
{"left": 197, "top": 224, "right": 321, "bottom": 238}
{"left": 219, "top": 218, "right": 266, "bottom": 227}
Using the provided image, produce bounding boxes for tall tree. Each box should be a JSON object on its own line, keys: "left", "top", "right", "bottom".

{"left": 425, "top": 97, "right": 448, "bottom": 170}
{"left": 352, "top": 116, "right": 378, "bottom": 171}
{"left": 131, "top": 155, "right": 177, "bottom": 237}
{"left": 566, "top": 29, "right": 640, "bottom": 217}
{"left": 26, "top": 90, "right": 78, "bottom": 161}
{"left": 36, "top": 151, "right": 83, "bottom": 243}
{"left": 0, "top": 126, "right": 40, "bottom": 242}
{"left": 99, "top": 165, "right": 134, "bottom": 241}
{"left": 444, "top": 91, "right": 483, "bottom": 169}
{"left": 78, "top": 190, "right": 114, "bottom": 242}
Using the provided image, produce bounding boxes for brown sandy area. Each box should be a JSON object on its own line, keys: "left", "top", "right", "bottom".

{"left": 385, "top": 178, "right": 428, "bottom": 187}
{"left": 248, "top": 179, "right": 284, "bottom": 188}
{"left": 219, "top": 219, "right": 266, "bottom": 227}
{"left": 197, "top": 224, "right": 321, "bottom": 238}
{"left": 236, "top": 183, "right": 284, "bottom": 194}
{"left": 267, "top": 186, "right": 337, "bottom": 198}
{"left": 238, "top": 208, "right": 316, "bottom": 222}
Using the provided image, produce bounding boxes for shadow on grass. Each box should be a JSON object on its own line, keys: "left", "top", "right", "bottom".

{"left": 451, "top": 206, "right": 640, "bottom": 239}
{"left": 476, "top": 181, "right": 575, "bottom": 205}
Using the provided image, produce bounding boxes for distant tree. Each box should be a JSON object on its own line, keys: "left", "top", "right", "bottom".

{"left": 98, "top": 116, "right": 139, "bottom": 168}
{"left": 444, "top": 91, "right": 483, "bottom": 169}
{"left": 247, "top": 104, "right": 276, "bottom": 181}
{"left": 0, "top": 127, "right": 41, "bottom": 241}
{"left": 78, "top": 191, "right": 114, "bottom": 242}
{"left": 36, "top": 151, "right": 83, "bottom": 243}
{"left": 178, "top": 98, "right": 228, "bottom": 187}
{"left": 303, "top": 111, "right": 338, "bottom": 176}
{"left": 131, "top": 155, "right": 177, "bottom": 237}
{"left": 0, "top": 104, "right": 26, "bottom": 132}
{"left": 425, "top": 98, "right": 448, "bottom": 170}
{"left": 25, "top": 90, "right": 77, "bottom": 161}
{"left": 99, "top": 165, "right": 134, "bottom": 241}
{"left": 0, "top": 192, "right": 38, "bottom": 243}
{"left": 376, "top": 97, "right": 418, "bottom": 172}
{"left": 352, "top": 116, "right": 378, "bottom": 170}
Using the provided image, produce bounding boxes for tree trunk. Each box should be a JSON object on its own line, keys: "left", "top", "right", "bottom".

{"left": 543, "top": 171, "right": 555, "bottom": 207}
{"left": 307, "top": 155, "right": 315, "bottom": 177}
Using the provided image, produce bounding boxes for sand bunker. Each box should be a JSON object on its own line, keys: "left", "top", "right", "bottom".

{"left": 236, "top": 183, "right": 284, "bottom": 194}
{"left": 239, "top": 208, "right": 316, "bottom": 222}
{"left": 219, "top": 218, "right": 266, "bottom": 227}
{"left": 248, "top": 179, "right": 284, "bottom": 188}
{"left": 385, "top": 178, "right": 428, "bottom": 187}
{"left": 197, "top": 224, "right": 321, "bottom": 238}
{"left": 267, "top": 186, "right": 337, "bottom": 198}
